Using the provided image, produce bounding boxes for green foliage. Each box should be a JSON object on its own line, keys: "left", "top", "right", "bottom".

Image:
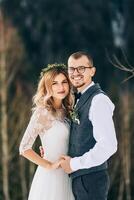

{"left": 3, "top": 0, "right": 115, "bottom": 87}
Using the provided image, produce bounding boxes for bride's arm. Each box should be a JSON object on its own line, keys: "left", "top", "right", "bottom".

{"left": 22, "top": 149, "right": 60, "bottom": 169}
{"left": 19, "top": 108, "right": 60, "bottom": 169}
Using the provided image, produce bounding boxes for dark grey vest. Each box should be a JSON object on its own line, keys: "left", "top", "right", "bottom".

{"left": 68, "top": 83, "right": 108, "bottom": 178}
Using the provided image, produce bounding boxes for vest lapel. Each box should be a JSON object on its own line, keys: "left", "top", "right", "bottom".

{"left": 76, "top": 83, "right": 101, "bottom": 110}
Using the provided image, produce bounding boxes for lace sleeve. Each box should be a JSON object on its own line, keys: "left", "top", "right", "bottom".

{"left": 19, "top": 107, "right": 53, "bottom": 154}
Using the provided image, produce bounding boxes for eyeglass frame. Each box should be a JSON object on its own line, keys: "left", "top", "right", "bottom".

{"left": 68, "top": 65, "right": 94, "bottom": 74}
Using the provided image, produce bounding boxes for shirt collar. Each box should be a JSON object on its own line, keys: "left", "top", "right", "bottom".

{"left": 81, "top": 81, "right": 95, "bottom": 94}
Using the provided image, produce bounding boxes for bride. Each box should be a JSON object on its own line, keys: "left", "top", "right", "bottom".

{"left": 19, "top": 64, "right": 74, "bottom": 200}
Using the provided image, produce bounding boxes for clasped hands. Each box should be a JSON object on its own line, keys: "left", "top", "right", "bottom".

{"left": 39, "top": 146, "right": 73, "bottom": 174}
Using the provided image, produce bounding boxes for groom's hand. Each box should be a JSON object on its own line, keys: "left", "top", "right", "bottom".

{"left": 39, "top": 146, "right": 44, "bottom": 158}
{"left": 60, "top": 155, "right": 73, "bottom": 174}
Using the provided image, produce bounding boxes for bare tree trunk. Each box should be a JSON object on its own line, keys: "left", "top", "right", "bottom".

{"left": 14, "top": 86, "right": 30, "bottom": 199}
{"left": 29, "top": 163, "right": 36, "bottom": 187}
{"left": 19, "top": 157, "right": 27, "bottom": 200}
{"left": 122, "top": 91, "right": 131, "bottom": 200}
{"left": 119, "top": 90, "right": 131, "bottom": 200}
{"left": 110, "top": 159, "right": 119, "bottom": 187}
{"left": 0, "top": 8, "right": 10, "bottom": 200}
{"left": 118, "top": 176, "right": 124, "bottom": 200}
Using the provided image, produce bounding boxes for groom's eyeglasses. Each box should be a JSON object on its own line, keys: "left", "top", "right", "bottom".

{"left": 68, "top": 66, "right": 93, "bottom": 74}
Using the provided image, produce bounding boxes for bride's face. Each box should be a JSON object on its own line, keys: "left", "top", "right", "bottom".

{"left": 51, "top": 73, "right": 69, "bottom": 100}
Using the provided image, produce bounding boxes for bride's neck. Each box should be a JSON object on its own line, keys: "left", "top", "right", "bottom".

{"left": 53, "top": 99, "right": 62, "bottom": 109}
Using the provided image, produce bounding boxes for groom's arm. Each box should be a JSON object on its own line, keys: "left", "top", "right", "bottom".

{"left": 69, "top": 94, "right": 117, "bottom": 172}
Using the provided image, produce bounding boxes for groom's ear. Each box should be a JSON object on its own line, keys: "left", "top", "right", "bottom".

{"left": 91, "top": 67, "right": 96, "bottom": 77}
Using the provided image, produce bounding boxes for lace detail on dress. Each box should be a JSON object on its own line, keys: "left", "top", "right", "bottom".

{"left": 19, "top": 107, "right": 54, "bottom": 154}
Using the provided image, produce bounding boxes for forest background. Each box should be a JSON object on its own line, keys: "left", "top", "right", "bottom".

{"left": 0, "top": 0, "right": 134, "bottom": 200}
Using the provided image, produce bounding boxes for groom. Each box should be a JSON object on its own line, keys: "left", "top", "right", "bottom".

{"left": 61, "top": 51, "right": 117, "bottom": 200}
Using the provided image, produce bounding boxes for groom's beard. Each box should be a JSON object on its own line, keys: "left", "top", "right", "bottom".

{"left": 69, "top": 75, "right": 85, "bottom": 88}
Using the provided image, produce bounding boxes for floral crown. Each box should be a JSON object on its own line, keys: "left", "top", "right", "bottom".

{"left": 40, "top": 63, "right": 67, "bottom": 78}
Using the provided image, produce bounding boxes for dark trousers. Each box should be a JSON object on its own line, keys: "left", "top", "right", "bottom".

{"left": 72, "top": 170, "right": 110, "bottom": 200}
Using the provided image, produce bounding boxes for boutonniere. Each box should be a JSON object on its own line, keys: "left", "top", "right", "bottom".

{"left": 69, "top": 108, "right": 80, "bottom": 125}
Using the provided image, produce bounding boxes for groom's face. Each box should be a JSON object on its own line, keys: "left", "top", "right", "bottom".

{"left": 68, "top": 55, "right": 96, "bottom": 92}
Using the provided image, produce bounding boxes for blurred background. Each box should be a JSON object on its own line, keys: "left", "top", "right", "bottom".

{"left": 0, "top": 0, "right": 134, "bottom": 199}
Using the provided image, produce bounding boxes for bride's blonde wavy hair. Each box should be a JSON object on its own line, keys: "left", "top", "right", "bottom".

{"left": 33, "top": 65, "right": 73, "bottom": 117}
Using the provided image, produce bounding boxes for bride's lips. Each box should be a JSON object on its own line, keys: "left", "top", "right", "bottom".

{"left": 57, "top": 91, "right": 66, "bottom": 94}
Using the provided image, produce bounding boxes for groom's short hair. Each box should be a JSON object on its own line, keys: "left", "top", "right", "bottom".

{"left": 68, "top": 51, "right": 93, "bottom": 66}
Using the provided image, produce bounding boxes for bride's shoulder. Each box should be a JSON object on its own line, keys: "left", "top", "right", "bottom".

{"left": 33, "top": 106, "right": 54, "bottom": 120}
{"left": 34, "top": 106, "right": 48, "bottom": 114}
{"left": 33, "top": 106, "right": 55, "bottom": 131}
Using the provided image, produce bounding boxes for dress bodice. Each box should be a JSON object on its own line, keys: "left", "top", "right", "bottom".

{"left": 19, "top": 107, "right": 70, "bottom": 161}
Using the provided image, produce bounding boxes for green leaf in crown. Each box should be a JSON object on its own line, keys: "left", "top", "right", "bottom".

{"left": 40, "top": 63, "right": 67, "bottom": 78}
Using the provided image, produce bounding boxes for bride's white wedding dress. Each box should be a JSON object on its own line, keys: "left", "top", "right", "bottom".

{"left": 19, "top": 107, "right": 74, "bottom": 200}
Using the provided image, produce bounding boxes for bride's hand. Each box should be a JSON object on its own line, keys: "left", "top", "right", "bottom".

{"left": 48, "top": 158, "right": 65, "bottom": 170}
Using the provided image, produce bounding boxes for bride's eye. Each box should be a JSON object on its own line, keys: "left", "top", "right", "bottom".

{"left": 63, "top": 80, "right": 68, "bottom": 84}
{"left": 52, "top": 82, "right": 57, "bottom": 85}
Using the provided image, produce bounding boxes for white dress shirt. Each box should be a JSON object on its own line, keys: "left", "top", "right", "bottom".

{"left": 70, "top": 82, "right": 117, "bottom": 171}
